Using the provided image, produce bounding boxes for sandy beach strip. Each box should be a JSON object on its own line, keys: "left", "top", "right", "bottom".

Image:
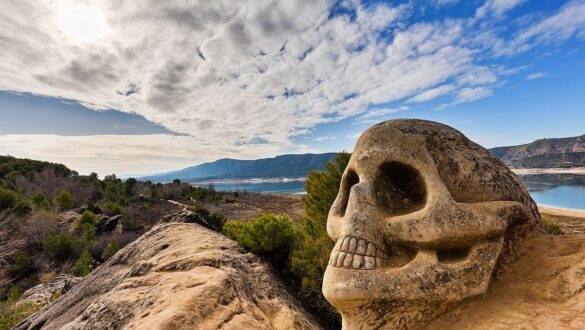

{"left": 512, "top": 167, "right": 585, "bottom": 175}
{"left": 538, "top": 205, "right": 585, "bottom": 218}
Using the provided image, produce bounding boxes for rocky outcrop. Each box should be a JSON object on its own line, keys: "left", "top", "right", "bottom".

{"left": 159, "top": 210, "right": 211, "bottom": 228}
{"left": 17, "top": 275, "right": 81, "bottom": 306}
{"left": 97, "top": 214, "right": 123, "bottom": 233}
{"left": 16, "top": 222, "right": 319, "bottom": 329}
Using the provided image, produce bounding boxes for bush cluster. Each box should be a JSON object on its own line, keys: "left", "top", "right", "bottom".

{"left": 0, "top": 287, "right": 46, "bottom": 330}
{"left": 542, "top": 215, "right": 564, "bottom": 235}
{"left": 223, "top": 213, "right": 297, "bottom": 267}
{"left": 53, "top": 191, "right": 74, "bottom": 211}
{"left": 102, "top": 238, "right": 120, "bottom": 260}
{"left": 73, "top": 250, "right": 94, "bottom": 277}
{"left": 42, "top": 232, "right": 79, "bottom": 261}
{"left": 191, "top": 204, "right": 227, "bottom": 231}
{"left": 8, "top": 252, "right": 33, "bottom": 278}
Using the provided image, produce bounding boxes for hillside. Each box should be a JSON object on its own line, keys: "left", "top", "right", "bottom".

{"left": 490, "top": 134, "right": 585, "bottom": 168}
{"left": 138, "top": 153, "right": 337, "bottom": 182}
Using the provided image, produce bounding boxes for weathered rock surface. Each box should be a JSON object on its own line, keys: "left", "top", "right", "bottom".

{"left": 17, "top": 275, "right": 81, "bottom": 306}
{"left": 159, "top": 210, "right": 211, "bottom": 228}
{"left": 16, "top": 222, "right": 319, "bottom": 329}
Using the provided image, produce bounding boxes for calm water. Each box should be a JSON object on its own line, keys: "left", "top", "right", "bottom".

{"left": 210, "top": 174, "right": 585, "bottom": 210}
{"left": 211, "top": 180, "right": 306, "bottom": 194}
{"left": 519, "top": 174, "right": 585, "bottom": 210}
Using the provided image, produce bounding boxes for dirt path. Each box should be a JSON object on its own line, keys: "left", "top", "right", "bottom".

{"left": 428, "top": 209, "right": 585, "bottom": 329}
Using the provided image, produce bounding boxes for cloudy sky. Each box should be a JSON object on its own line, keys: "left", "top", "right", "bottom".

{"left": 1, "top": 0, "right": 584, "bottom": 176}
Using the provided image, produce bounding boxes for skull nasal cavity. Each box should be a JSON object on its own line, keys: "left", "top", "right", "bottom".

{"left": 375, "top": 162, "right": 426, "bottom": 216}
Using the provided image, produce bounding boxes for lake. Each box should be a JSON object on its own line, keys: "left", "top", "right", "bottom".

{"left": 209, "top": 174, "right": 585, "bottom": 210}
{"left": 518, "top": 174, "right": 585, "bottom": 210}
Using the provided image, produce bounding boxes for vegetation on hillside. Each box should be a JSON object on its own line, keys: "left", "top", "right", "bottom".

{"left": 0, "top": 156, "right": 233, "bottom": 306}
{"left": 224, "top": 152, "right": 350, "bottom": 327}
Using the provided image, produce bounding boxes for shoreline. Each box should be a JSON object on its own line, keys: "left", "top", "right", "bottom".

{"left": 538, "top": 205, "right": 585, "bottom": 219}
{"left": 512, "top": 167, "right": 585, "bottom": 175}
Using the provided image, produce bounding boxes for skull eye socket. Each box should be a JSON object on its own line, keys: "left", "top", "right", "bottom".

{"left": 336, "top": 169, "right": 359, "bottom": 216}
{"left": 375, "top": 162, "right": 426, "bottom": 216}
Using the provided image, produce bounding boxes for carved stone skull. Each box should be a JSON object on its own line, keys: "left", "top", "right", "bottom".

{"left": 322, "top": 119, "right": 541, "bottom": 329}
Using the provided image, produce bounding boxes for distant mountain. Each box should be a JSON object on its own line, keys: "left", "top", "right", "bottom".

{"left": 138, "top": 153, "right": 338, "bottom": 182}
{"left": 490, "top": 134, "right": 585, "bottom": 168}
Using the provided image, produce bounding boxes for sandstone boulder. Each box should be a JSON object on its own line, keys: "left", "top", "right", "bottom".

{"left": 323, "top": 119, "right": 541, "bottom": 328}
{"left": 16, "top": 222, "right": 319, "bottom": 329}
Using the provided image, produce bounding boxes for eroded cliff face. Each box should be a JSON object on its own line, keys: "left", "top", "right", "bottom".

{"left": 16, "top": 221, "right": 320, "bottom": 330}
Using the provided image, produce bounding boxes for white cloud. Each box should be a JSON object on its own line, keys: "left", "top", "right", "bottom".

{"left": 313, "top": 135, "right": 337, "bottom": 142}
{"left": 495, "top": 0, "right": 585, "bottom": 56}
{"left": 360, "top": 106, "right": 409, "bottom": 120}
{"left": 476, "top": 0, "right": 525, "bottom": 18}
{"left": 434, "top": 0, "right": 459, "bottom": 6}
{"left": 526, "top": 72, "right": 547, "bottom": 80}
{"left": 0, "top": 0, "right": 582, "bottom": 173}
{"left": 407, "top": 85, "right": 455, "bottom": 103}
{"left": 346, "top": 132, "right": 363, "bottom": 139}
{"left": 455, "top": 86, "right": 493, "bottom": 102}
{"left": 438, "top": 86, "right": 493, "bottom": 109}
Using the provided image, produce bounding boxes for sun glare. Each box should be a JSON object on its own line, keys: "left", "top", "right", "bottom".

{"left": 58, "top": 3, "right": 109, "bottom": 43}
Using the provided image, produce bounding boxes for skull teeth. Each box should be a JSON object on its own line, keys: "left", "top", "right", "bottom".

{"left": 329, "top": 235, "right": 388, "bottom": 270}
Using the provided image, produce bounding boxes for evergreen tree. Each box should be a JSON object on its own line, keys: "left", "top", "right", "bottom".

{"left": 289, "top": 152, "right": 350, "bottom": 322}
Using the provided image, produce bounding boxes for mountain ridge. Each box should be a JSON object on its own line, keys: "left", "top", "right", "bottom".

{"left": 490, "top": 134, "right": 585, "bottom": 168}
{"left": 138, "top": 152, "right": 338, "bottom": 182}
{"left": 137, "top": 133, "right": 585, "bottom": 183}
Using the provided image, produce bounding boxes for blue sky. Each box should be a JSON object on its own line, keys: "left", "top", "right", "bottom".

{"left": 0, "top": 0, "right": 584, "bottom": 175}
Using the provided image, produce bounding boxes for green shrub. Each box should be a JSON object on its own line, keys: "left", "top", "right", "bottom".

{"left": 102, "top": 238, "right": 120, "bottom": 260}
{"left": 0, "top": 188, "right": 18, "bottom": 211}
{"left": 13, "top": 200, "right": 32, "bottom": 216}
{"left": 73, "top": 250, "right": 93, "bottom": 277}
{"left": 122, "top": 214, "right": 139, "bottom": 231}
{"left": 31, "top": 192, "right": 51, "bottom": 210}
{"left": 39, "top": 272, "right": 56, "bottom": 284}
{"left": 191, "top": 187, "right": 222, "bottom": 203}
{"left": 50, "top": 291, "right": 62, "bottom": 301}
{"left": 104, "top": 201, "right": 121, "bottom": 216}
{"left": 289, "top": 152, "right": 349, "bottom": 324}
{"left": 223, "top": 213, "right": 297, "bottom": 267}
{"left": 54, "top": 191, "right": 74, "bottom": 211}
{"left": 75, "top": 211, "right": 98, "bottom": 229}
{"left": 0, "top": 301, "right": 45, "bottom": 330}
{"left": 191, "top": 204, "right": 226, "bottom": 231}
{"left": 6, "top": 287, "right": 22, "bottom": 305}
{"left": 542, "top": 217, "right": 563, "bottom": 235}
{"left": 80, "top": 223, "right": 97, "bottom": 246}
{"left": 9, "top": 251, "right": 33, "bottom": 277}
{"left": 42, "top": 231, "right": 79, "bottom": 260}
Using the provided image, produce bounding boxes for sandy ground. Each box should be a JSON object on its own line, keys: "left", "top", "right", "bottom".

{"left": 538, "top": 205, "right": 585, "bottom": 219}
{"left": 428, "top": 206, "right": 585, "bottom": 329}
{"left": 512, "top": 167, "right": 585, "bottom": 175}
